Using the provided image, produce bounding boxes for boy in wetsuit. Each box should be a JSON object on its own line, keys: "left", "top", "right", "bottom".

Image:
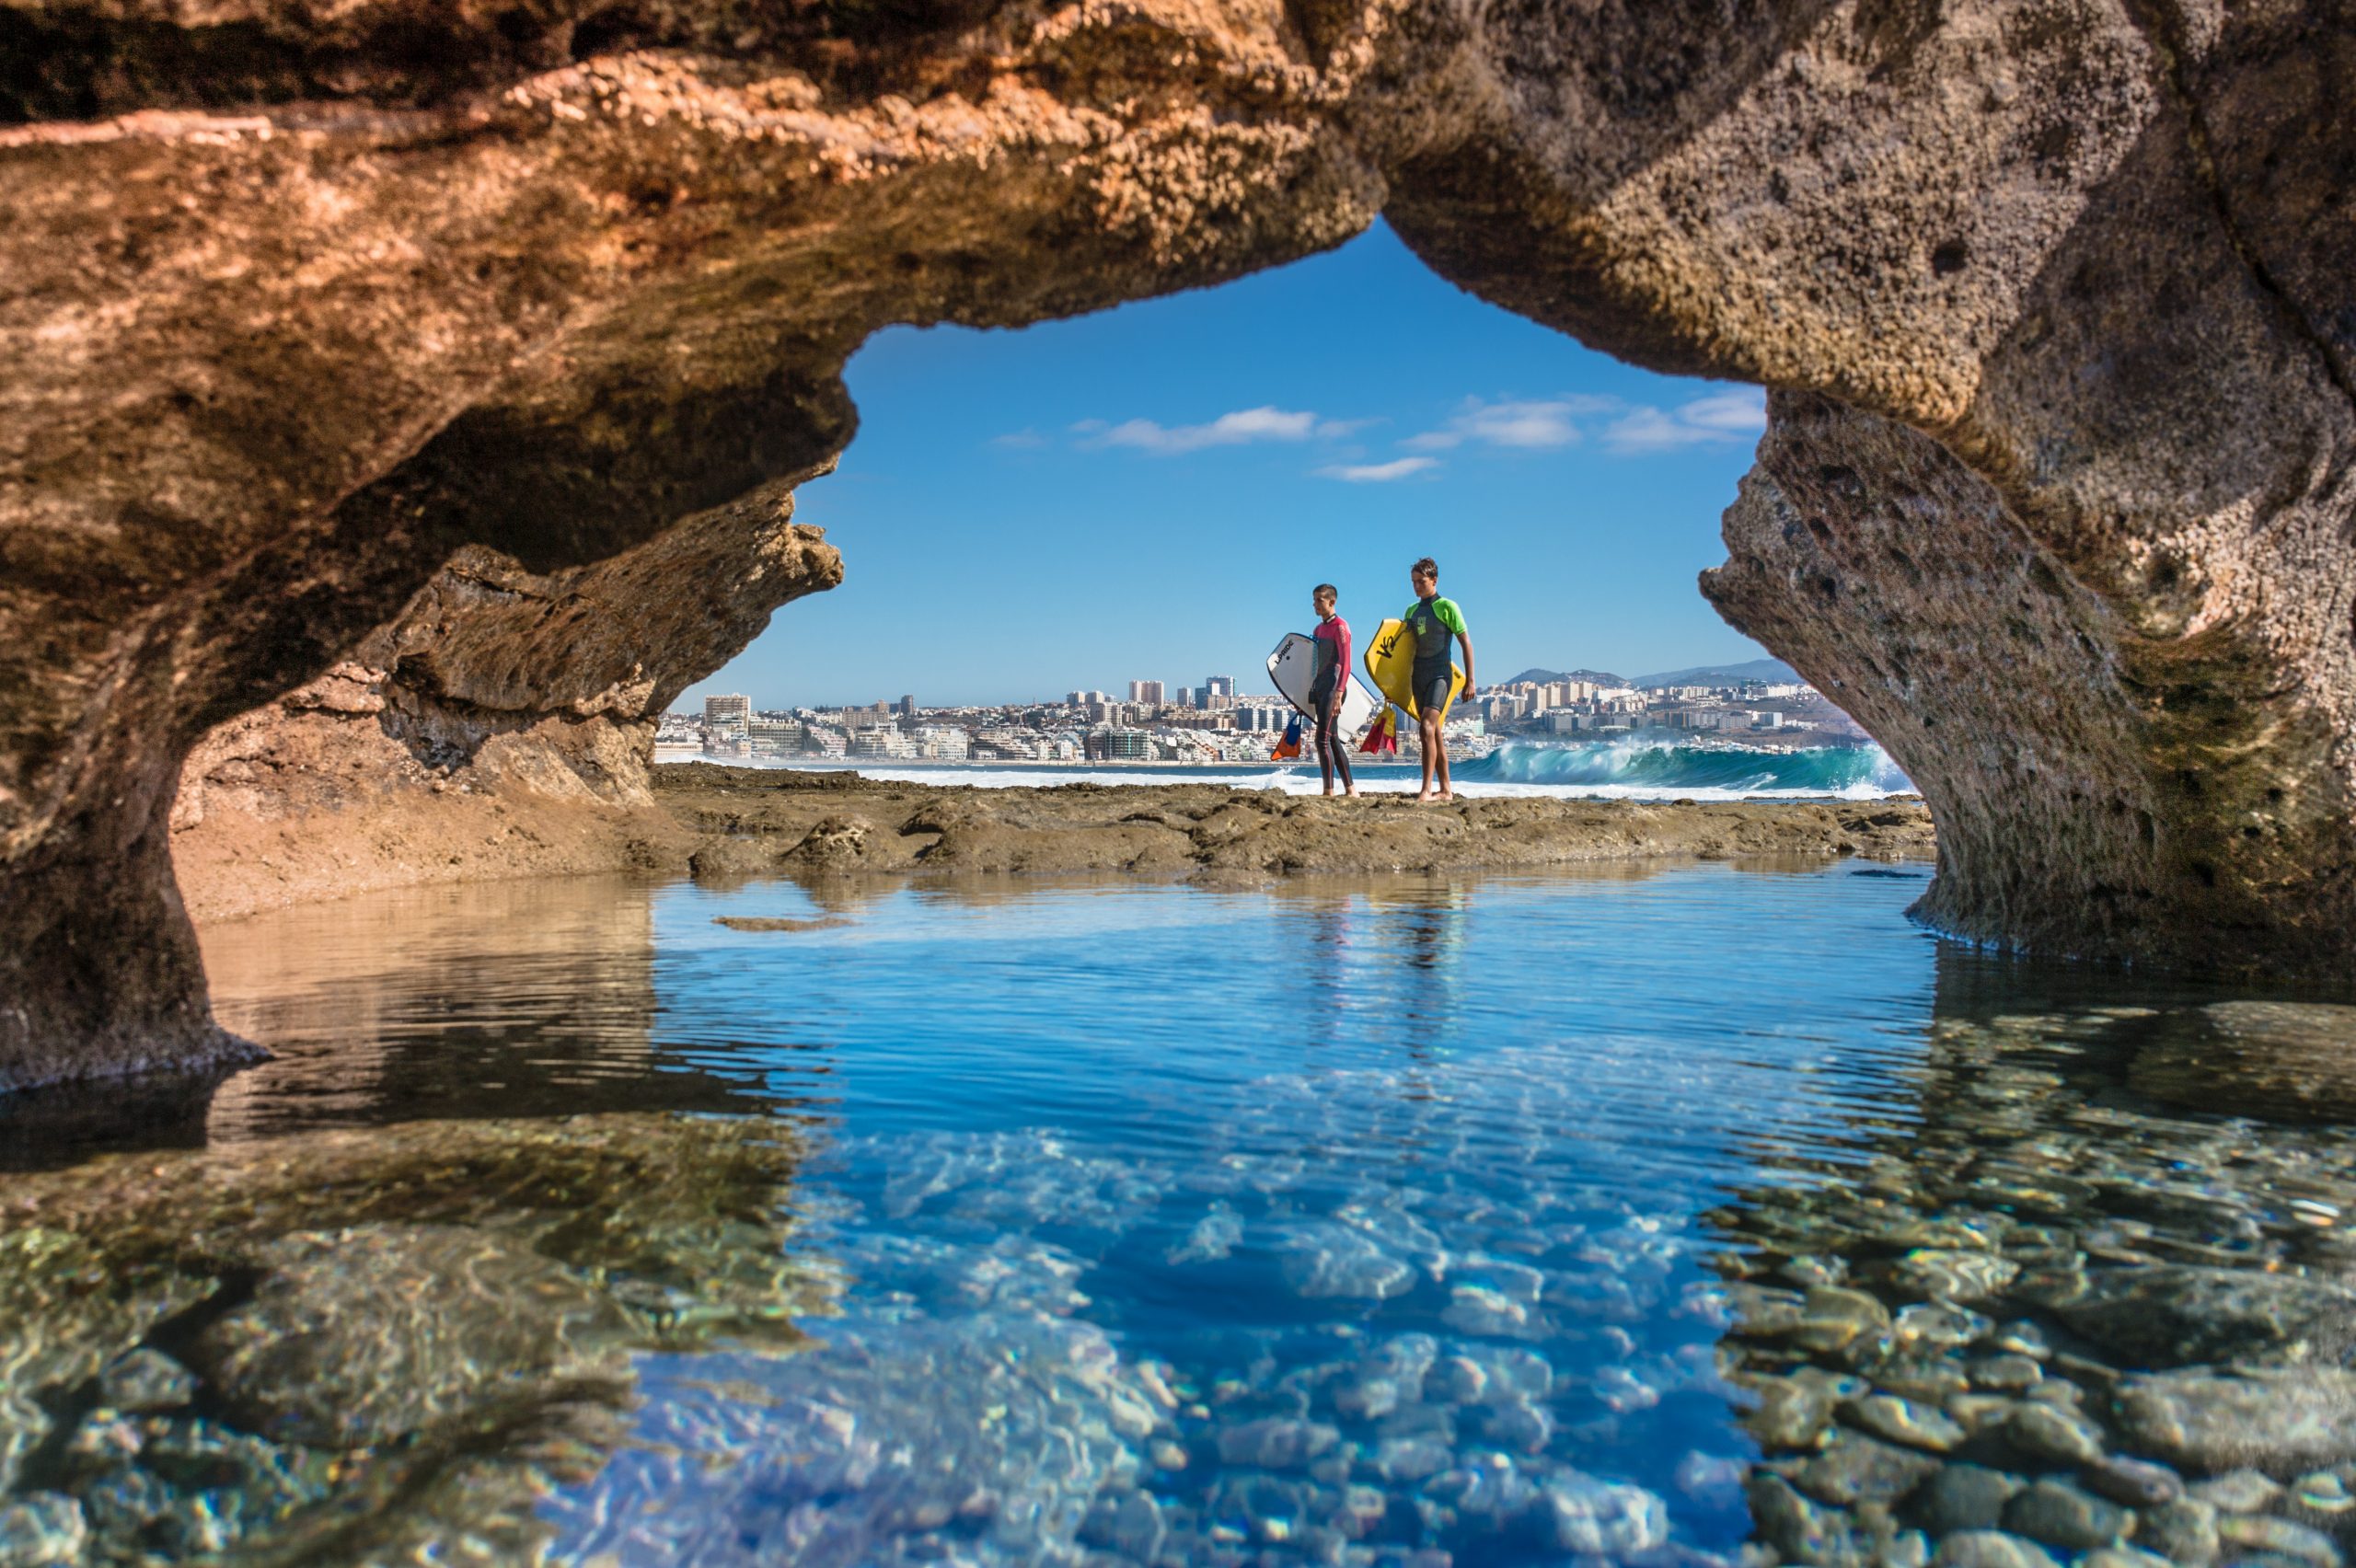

{"left": 1311, "top": 583, "right": 1357, "bottom": 798}
{"left": 1403, "top": 557, "right": 1475, "bottom": 802}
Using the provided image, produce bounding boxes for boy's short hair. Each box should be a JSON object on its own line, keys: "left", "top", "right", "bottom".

{"left": 1412, "top": 557, "right": 1438, "bottom": 581}
{"left": 1314, "top": 582, "right": 1337, "bottom": 600}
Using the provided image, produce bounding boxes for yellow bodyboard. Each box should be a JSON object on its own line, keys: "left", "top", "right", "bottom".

{"left": 1363, "top": 617, "right": 1464, "bottom": 721}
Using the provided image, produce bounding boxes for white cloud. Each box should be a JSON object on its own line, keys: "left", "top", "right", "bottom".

{"left": 1673, "top": 388, "right": 1769, "bottom": 432}
{"left": 1077, "top": 406, "right": 1359, "bottom": 455}
{"left": 1317, "top": 456, "right": 1438, "bottom": 483}
{"left": 1601, "top": 388, "right": 1769, "bottom": 454}
{"left": 1404, "top": 395, "right": 1623, "bottom": 451}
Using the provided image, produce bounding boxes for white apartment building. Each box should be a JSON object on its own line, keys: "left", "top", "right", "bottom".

{"left": 704, "top": 693, "right": 751, "bottom": 736}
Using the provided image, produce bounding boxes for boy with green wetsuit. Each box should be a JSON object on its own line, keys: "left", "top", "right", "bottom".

{"left": 1403, "top": 557, "right": 1475, "bottom": 802}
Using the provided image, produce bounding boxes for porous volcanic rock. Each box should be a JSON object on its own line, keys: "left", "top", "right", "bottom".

{"left": 653, "top": 761, "right": 1934, "bottom": 877}
{"left": 4, "top": 0, "right": 2353, "bottom": 1085}
{"left": 169, "top": 470, "right": 842, "bottom": 921}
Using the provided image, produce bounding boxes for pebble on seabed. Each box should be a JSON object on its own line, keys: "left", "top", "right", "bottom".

{"left": 1706, "top": 997, "right": 2356, "bottom": 1568}
{"left": 0, "top": 1493, "right": 87, "bottom": 1568}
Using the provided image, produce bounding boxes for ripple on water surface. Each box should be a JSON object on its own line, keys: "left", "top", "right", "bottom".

{"left": 4, "top": 861, "right": 2355, "bottom": 1567}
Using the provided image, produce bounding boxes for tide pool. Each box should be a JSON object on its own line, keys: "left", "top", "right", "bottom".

{"left": 2, "top": 862, "right": 2350, "bottom": 1567}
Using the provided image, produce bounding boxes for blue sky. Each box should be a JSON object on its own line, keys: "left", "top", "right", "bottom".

{"left": 686, "top": 220, "right": 1773, "bottom": 709}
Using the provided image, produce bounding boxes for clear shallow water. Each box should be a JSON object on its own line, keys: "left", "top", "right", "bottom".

{"left": 5, "top": 863, "right": 2355, "bottom": 1567}
{"left": 656, "top": 739, "right": 1915, "bottom": 801}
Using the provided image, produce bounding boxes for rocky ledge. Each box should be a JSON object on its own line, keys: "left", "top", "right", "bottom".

{"left": 651, "top": 766, "right": 1935, "bottom": 884}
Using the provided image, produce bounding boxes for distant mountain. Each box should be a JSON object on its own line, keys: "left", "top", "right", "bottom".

{"left": 1500, "top": 666, "right": 1627, "bottom": 688}
{"left": 1629, "top": 657, "right": 1799, "bottom": 688}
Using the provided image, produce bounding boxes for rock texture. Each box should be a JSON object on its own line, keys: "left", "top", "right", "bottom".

{"left": 170, "top": 470, "right": 841, "bottom": 921}
{"left": 4, "top": 0, "right": 2353, "bottom": 1083}
{"left": 652, "top": 762, "right": 1934, "bottom": 879}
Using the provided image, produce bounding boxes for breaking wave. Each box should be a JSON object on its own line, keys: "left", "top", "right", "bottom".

{"left": 1454, "top": 741, "right": 1913, "bottom": 798}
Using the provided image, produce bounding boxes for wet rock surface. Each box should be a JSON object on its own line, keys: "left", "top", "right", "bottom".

{"left": 191, "top": 1224, "right": 632, "bottom": 1447}
{"left": 169, "top": 493, "right": 845, "bottom": 927}
{"left": 650, "top": 764, "right": 1936, "bottom": 883}
{"left": 0, "top": 1114, "right": 826, "bottom": 1564}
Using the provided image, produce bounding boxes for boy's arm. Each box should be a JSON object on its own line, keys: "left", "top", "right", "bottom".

{"left": 1443, "top": 601, "right": 1473, "bottom": 692}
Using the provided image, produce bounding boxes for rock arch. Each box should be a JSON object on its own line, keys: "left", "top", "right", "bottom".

{"left": 3, "top": 0, "right": 2350, "bottom": 1087}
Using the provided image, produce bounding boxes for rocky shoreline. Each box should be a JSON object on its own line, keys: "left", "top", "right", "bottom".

{"left": 651, "top": 765, "right": 1935, "bottom": 885}
{"left": 170, "top": 764, "right": 1934, "bottom": 926}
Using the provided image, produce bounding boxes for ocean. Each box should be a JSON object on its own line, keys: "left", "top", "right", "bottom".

{"left": 658, "top": 738, "right": 1916, "bottom": 801}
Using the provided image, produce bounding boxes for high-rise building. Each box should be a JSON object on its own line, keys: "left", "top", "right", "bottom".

{"left": 898, "top": 694, "right": 916, "bottom": 717}
{"left": 704, "top": 694, "right": 751, "bottom": 735}
{"left": 1237, "top": 702, "right": 1292, "bottom": 732}
{"left": 1128, "top": 680, "right": 1166, "bottom": 706}
{"left": 1205, "top": 675, "right": 1236, "bottom": 699}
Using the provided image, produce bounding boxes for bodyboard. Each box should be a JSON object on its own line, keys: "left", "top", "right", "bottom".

{"left": 1362, "top": 617, "right": 1465, "bottom": 721}
{"left": 1266, "top": 632, "right": 1378, "bottom": 742}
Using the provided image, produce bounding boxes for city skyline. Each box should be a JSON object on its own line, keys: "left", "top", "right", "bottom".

{"left": 681, "top": 659, "right": 1851, "bottom": 771}
{"left": 687, "top": 653, "right": 1796, "bottom": 717}
{"left": 679, "top": 221, "right": 1773, "bottom": 712}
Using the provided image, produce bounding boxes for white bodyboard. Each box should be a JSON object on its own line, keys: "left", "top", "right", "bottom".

{"left": 1266, "top": 633, "right": 1378, "bottom": 743}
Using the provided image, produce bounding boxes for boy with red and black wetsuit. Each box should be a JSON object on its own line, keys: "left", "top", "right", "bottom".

{"left": 1310, "top": 583, "right": 1358, "bottom": 797}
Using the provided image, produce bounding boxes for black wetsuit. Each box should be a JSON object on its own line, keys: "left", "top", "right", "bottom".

{"left": 1311, "top": 616, "right": 1354, "bottom": 792}
{"left": 1405, "top": 594, "right": 1461, "bottom": 714}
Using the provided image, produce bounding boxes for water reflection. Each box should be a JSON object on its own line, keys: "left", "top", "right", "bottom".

{"left": 3, "top": 865, "right": 2351, "bottom": 1565}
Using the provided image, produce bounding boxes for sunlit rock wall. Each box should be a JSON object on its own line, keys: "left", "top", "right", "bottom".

{"left": 4, "top": 0, "right": 2353, "bottom": 1085}
{"left": 169, "top": 468, "right": 843, "bottom": 920}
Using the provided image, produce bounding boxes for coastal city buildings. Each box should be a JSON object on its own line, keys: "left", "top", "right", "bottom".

{"left": 667, "top": 666, "right": 1867, "bottom": 768}
{"left": 704, "top": 693, "right": 751, "bottom": 734}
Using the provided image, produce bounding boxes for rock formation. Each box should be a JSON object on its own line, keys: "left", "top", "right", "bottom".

{"left": 3, "top": 0, "right": 2351, "bottom": 1085}
{"left": 171, "top": 468, "right": 841, "bottom": 921}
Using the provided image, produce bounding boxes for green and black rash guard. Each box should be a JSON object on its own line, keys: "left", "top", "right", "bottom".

{"left": 1403, "top": 594, "right": 1467, "bottom": 686}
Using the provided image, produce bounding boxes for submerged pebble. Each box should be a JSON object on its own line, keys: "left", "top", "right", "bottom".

{"left": 1934, "top": 1528, "right": 2063, "bottom": 1568}
{"left": 2083, "top": 1456, "right": 2183, "bottom": 1510}
{"left": 2190, "top": 1469, "right": 2282, "bottom": 1514}
{"left": 2136, "top": 1497, "right": 2222, "bottom": 1567}
{"left": 1842, "top": 1393, "right": 1965, "bottom": 1453}
{"left": 2003, "top": 1401, "right": 2108, "bottom": 1467}
{"left": 2002, "top": 1478, "right": 2132, "bottom": 1551}
{"left": 1917, "top": 1465, "right": 2027, "bottom": 1535}
{"left": 2216, "top": 1514, "right": 2345, "bottom": 1568}
{"left": 1794, "top": 1434, "right": 1941, "bottom": 1507}
{"left": 97, "top": 1349, "right": 197, "bottom": 1415}
{"left": 0, "top": 1493, "right": 85, "bottom": 1568}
